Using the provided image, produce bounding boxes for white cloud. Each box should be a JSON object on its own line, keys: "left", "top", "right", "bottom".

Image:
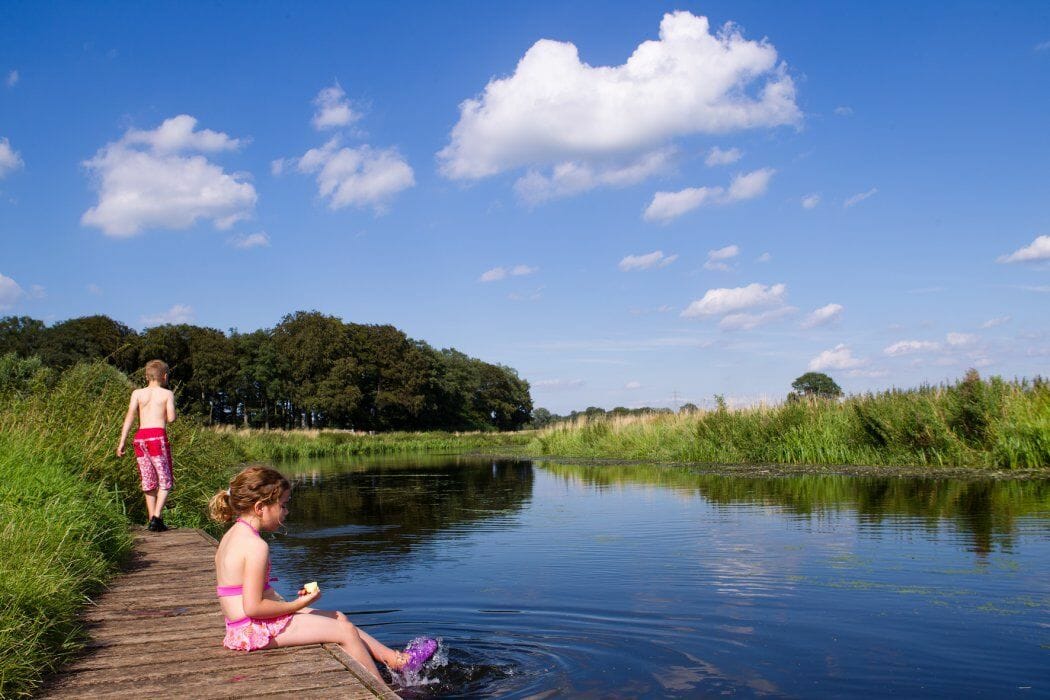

{"left": 624, "top": 380, "right": 642, "bottom": 390}
{"left": 509, "top": 285, "right": 544, "bottom": 301}
{"left": 801, "top": 193, "right": 820, "bottom": 209}
{"left": 981, "top": 316, "right": 1011, "bottom": 329}
{"left": 884, "top": 339, "right": 940, "bottom": 356}
{"left": 801, "top": 303, "right": 843, "bottom": 329}
{"left": 843, "top": 187, "right": 878, "bottom": 208}
{"left": 311, "top": 83, "right": 361, "bottom": 131}
{"left": 439, "top": 10, "right": 799, "bottom": 200}
{"left": 808, "top": 344, "right": 867, "bottom": 371}
{"left": 756, "top": 252, "right": 772, "bottom": 263}
{"left": 0, "top": 137, "right": 24, "bottom": 178}
{"left": 619, "top": 250, "right": 678, "bottom": 271}
{"left": 997, "top": 235, "right": 1050, "bottom": 263}
{"left": 703, "top": 244, "right": 740, "bottom": 271}
{"left": 230, "top": 232, "right": 271, "bottom": 249}
{"left": 719, "top": 306, "right": 796, "bottom": 330}
{"left": 6, "top": 70, "right": 17, "bottom": 87}
{"left": 533, "top": 378, "right": 585, "bottom": 391}
{"left": 1035, "top": 40, "right": 1050, "bottom": 52}
{"left": 28, "top": 284, "right": 45, "bottom": 300}
{"left": 514, "top": 148, "right": 674, "bottom": 204}
{"left": 479, "top": 264, "right": 538, "bottom": 282}
{"left": 141, "top": 304, "right": 194, "bottom": 326}
{"left": 682, "top": 282, "right": 786, "bottom": 318}
{"left": 0, "top": 273, "right": 24, "bottom": 309}
{"left": 81, "top": 115, "right": 256, "bottom": 237}
{"left": 705, "top": 146, "right": 742, "bottom": 166}
{"left": 946, "top": 332, "right": 977, "bottom": 347}
{"left": 644, "top": 167, "right": 774, "bottom": 222}
{"left": 87, "top": 283, "right": 103, "bottom": 295}
{"left": 834, "top": 105, "right": 853, "bottom": 116}
{"left": 296, "top": 138, "right": 414, "bottom": 212}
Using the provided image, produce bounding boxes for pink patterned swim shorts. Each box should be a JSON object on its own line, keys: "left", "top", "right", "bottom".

{"left": 223, "top": 614, "right": 294, "bottom": 651}
{"left": 133, "top": 427, "right": 173, "bottom": 491}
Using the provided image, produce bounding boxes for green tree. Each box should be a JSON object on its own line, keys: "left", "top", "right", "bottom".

{"left": 0, "top": 316, "right": 46, "bottom": 357}
{"left": 791, "top": 372, "right": 843, "bottom": 399}
{"left": 273, "top": 311, "right": 354, "bottom": 428}
{"left": 38, "top": 315, "right": 139, "bottom": 370}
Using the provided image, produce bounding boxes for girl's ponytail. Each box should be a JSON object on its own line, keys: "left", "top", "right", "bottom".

{"left": 208, "top": 489, "right": 234, "bottom": 523}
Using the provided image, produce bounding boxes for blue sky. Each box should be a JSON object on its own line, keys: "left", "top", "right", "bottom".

{"left": 1, "top": 1, "right": 1048, "bottom": 413}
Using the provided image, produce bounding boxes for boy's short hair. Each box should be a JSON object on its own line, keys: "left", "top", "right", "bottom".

{"left": 144, "top": 359, "right": 169, "bottom": 381}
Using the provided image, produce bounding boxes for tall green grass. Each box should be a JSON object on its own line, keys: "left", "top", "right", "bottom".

{"left": 0, "top": 359, "right": 245, "bottom": 697}
{"left": 224, "top": 426, "right": 532, "bottom": 462}
{"left": 532, "top": 375, "right": 1049, "bottom": 469}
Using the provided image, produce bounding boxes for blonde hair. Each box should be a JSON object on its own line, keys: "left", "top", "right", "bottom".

{"left": 208, "top": 465, "right": 291, "bottom": 523}
{"left": 144, "top": 359, "right": 169, "bottom": 382}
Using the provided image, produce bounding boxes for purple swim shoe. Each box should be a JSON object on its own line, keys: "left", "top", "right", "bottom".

{"left": 401, "top": 636, "right": 438, "bottom": 672}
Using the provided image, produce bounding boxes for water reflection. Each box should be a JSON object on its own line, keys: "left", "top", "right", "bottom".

{"left": 264, "top": 456, "right": 1049, "bottom": 698}
{"left": 540, "top": 461, "right": 1050, "bottom": 556}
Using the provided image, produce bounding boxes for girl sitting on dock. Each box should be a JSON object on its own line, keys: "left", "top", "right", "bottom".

{"left": 208, "top": 465, "right": 436, "bottom": 689}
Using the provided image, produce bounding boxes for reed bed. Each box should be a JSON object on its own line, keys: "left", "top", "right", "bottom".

{"left": 223, "top": 426, "right": 532, "bottom": 461}
{"left": 532, "top": 376, "right": 1049, "bottom": 469}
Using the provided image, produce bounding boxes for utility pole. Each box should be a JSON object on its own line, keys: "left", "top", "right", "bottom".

{"left": 671, "top": 389, "right": 680, "bottom": 412}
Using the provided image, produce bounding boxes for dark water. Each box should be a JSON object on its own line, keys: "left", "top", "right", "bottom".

{"left": 267, "top": 456, "right": 1050, "bottom": 698}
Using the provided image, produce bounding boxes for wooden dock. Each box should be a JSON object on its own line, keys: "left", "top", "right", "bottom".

{"left": 43, "top": 528, "right": 398, "bottom": 699}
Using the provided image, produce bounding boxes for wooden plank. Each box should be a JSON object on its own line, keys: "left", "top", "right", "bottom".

{"left": 43, "top": 528, "right": 386, "bottom": 699}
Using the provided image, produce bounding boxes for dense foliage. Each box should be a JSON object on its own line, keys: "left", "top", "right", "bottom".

{"left": 0, "top": 311, "right": 533, "bottom": 432}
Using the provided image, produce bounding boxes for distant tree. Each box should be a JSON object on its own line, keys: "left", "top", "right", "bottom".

{"left": 529, "top": 407, "right": 554, "bottom": 429}
{"left": 0, "top": 316, "right": 45, "bottom": 357}
{"left": 791, "top": 372, "right": 843, "bottom": 400}
{"left": 38, "top": 315, "right": 139, "bottom": 370}
{"left": 679, "top": 402, "right": 700, "bottom": 414}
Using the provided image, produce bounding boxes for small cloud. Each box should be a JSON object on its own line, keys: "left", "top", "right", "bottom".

{"left": 1035, "top": 40, "right": 1050, "bottom": 52}
{"left": 509, "top": 285, "right": 544, "bottom": 301}
{"left": 705, "top": 146, "right": 742, "bottom": 167}
{"left": 0, "top": 273, "right": 25, "bottom": 309}
{"left": 230, "top": 232, "right": 271, "bottom": 249}
{"left": 884, "top": 339, "right": 940, "bottom": 356}
{"left": 703, "top": 244, "right": 740, "bottom": 271}
{"left": 624, "top": 380, "right": 642, "bottom": 390}
{"left": 141, "top": 304, "right": 194, "bottom": 326}
{"left": 5, "top": 70, "right": 18, "bottom": 88}
{"left": 28, "top": 284, "right": 46, "bottom": 300}
{"left": 312, "top": 83, "right": 361, "bottom": 131}
{"left": 946, "top": 332, "right": 977, "bottom": 347}
{"left": 719, "top": 306, "right": 796, "bottom": 330}
{"left": 847, "top": 368, "right": 889, "bottom": 378}
{"left": 270, "top": 158, "right": 289, "bottom": 176}
{"left": 843, "top": 187, "right": 878, "bottom": 208}
{"left": 682, "top": 282, "right": 786, "bottom": 318}
{"left": 644, "top": 168, "right": 774, "bottom": 223}
{"left": 480, "top": 264, "right": 538, "bottom": 282}
{"left": 801, "top": 193, "right": 820, "bottom": 209}
{"left": 755, "top": 252, "right": 772, "bottom": 263}
{"left": 296, "top": 138, "right": 414, "bottom": 213}
{"left": 981, "top": 316, "right": 1011, "bottom": 329}
{"left": 619, "top": 250, "right": 678, "bottom": 271}
{"left": 834, "top": 106, "right": 853, "bottom": 116}
{"left": 997, "top": 235, "right": 1050, "bottom": 264}
{"left": 801, "top": 303, "right": 843, "bottom": 329}
{"left": 87, "top": 283, "right": 103, "bottom": 295}
{"left": 0, "top": 137, "right": 25, "bottom": 178}
{"left": 533, "top": 378, "right": 585, "bottom": 391}
{"left": 808, "top": 343, "right": 867, "bottom": 371}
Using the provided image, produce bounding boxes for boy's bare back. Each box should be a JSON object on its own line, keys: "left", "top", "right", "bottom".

{"left": 131, "top": 385, "right": 176, "bottom": 429}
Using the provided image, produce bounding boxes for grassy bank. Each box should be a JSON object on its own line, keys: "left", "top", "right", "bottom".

{"left": 0, "top": 358, "right": 245, "bottom": 697}
{"left": 224, "top": 426, "right": 533, "bottom": 461}
{"left": 532, "top": 375, "right": 1050, "bottom": 469}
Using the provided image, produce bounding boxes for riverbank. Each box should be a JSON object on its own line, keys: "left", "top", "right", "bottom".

{"left": 530, "top": 375, "right": 1049, "bottom": 470}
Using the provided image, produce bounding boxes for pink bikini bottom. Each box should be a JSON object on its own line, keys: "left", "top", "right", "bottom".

{"left": 223, "top": 614, "right": 293, "bottom": 651}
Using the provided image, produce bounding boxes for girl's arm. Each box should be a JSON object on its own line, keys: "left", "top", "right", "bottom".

{"left": 241, "top": 542, "right": 319, "bottom": 618}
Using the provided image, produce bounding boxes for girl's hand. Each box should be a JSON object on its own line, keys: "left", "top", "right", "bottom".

{"left": 297, "top": 588, "right": 321, "bottom": 606}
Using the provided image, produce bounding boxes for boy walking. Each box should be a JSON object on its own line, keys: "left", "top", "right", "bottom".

{"left": 117, "top": 359, "right": 177, "bottom": 532}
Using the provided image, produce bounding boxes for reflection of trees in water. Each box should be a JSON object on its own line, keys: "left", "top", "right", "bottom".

{"left": 273, "top": 458, "right": 533, "bottom": 578}
{"left": 541, "top": 462, "right": 1050, "bottom": 555}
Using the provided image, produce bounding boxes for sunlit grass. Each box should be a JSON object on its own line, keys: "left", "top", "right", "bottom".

{"left": 532, "top": 375, "right": 1049, "bottom": 469}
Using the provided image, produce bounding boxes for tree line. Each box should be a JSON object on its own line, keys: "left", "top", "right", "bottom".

{"left": 0, "top": 311, "right": 533, "bottom": 432}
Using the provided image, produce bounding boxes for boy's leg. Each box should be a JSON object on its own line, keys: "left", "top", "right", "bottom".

{"left": 154, "top": 488, "right": 170, "bottom": 518}
{"left": 143, "top": 489, "right": 158, "bottom": 519}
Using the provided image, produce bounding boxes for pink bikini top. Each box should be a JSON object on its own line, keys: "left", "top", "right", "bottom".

{"left": 216, "top": 518, "right": 277, "bottom": 597}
